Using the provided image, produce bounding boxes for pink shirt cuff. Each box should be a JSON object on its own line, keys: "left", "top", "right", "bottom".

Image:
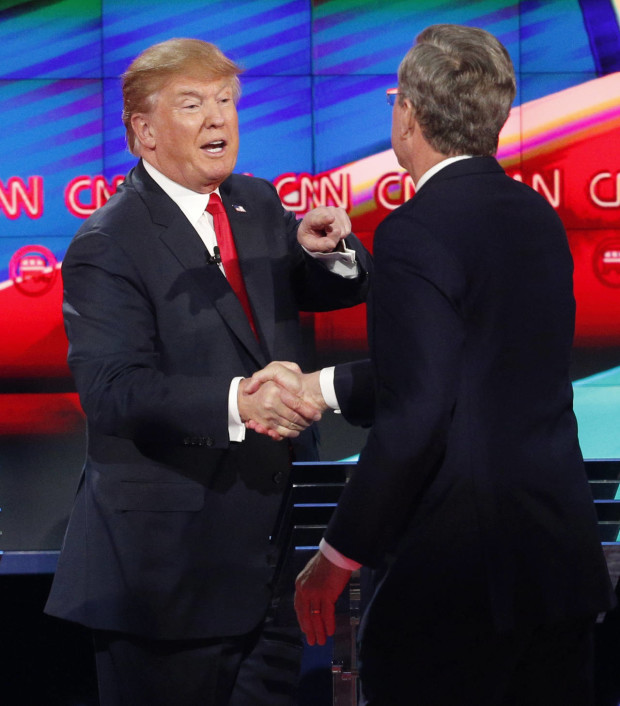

{"left": 319, "top": 538, "right": 362, "bottom": 570}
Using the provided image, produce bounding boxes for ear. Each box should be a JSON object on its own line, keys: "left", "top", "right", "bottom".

{"left": 131, "top": 113, "right": 156, "bottom": 151}
{"left": 400, "top": 98, "right": 417, "bottom": 136}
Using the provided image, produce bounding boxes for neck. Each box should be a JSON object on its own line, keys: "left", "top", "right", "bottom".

{"left": 408, "top": 134, "right": 449, "bottom": 185}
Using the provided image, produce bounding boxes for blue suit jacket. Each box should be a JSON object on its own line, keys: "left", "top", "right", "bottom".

{"left": 45, "top": 160, "right": 371, "bottom": 639}
{"left": 328, "top": 157, "right": 615, "bottom": 637}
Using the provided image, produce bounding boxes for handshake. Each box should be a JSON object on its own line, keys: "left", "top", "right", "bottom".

{"left": 237, "top": 362, "right": 328, "bottom": 441}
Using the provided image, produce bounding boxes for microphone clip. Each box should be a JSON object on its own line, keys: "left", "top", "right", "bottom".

{"left": 206, "top": 246, "right": 221, "bottom": 265}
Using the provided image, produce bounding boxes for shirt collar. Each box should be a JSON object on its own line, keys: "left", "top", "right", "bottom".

{"left": 142, "top": 159, "right": 220, "bottom": 227}
{"left": 415, "top": 155, "right": 472, "bottom": 192}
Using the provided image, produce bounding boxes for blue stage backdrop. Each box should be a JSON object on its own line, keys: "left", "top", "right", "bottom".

{"left": 1, "top": 0, "right": 620, "bottom": 553}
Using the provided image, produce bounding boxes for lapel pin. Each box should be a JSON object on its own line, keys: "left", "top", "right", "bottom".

{"left": 232, "top": 204, "right": 247, "bottom": 213}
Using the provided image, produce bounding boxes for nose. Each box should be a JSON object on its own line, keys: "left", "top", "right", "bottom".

{"left": 203, "top": 102, "right": 226, "bottom": 128}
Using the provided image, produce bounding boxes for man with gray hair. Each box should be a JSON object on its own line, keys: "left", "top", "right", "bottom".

{"left": 250, "top": 23, "right": 615, "bottom": 705}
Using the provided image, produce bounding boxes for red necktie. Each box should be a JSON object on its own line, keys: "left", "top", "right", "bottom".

{"left": 206, "top": 193, "right": 258, "bottom": 338}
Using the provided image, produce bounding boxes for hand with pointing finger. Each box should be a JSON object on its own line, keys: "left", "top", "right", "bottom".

{"left": 297, "top": 206, "right": 352, "bottom": 254}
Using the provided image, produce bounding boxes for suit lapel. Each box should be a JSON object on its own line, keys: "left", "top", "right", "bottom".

{"left": 132, "top": 163, "right": 266, "bottom": 366}
{"left": 220, "top": 184, "right": 277, "bottom": 359}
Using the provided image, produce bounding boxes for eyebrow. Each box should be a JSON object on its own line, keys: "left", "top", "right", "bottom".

{"left": 174, "top": 85, "right": 233, "bottom": 100}
{"left": 176, "top": 90, "right": 203, "bottom": 99}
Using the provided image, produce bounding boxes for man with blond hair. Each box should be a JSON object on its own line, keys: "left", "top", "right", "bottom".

{"left": 45, "top": 37, "right": 370, "bottom": 706}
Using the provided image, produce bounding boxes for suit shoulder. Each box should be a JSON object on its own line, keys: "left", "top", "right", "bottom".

{"left": 223, "top": 173, "right": 279, "bottom": 200}
{"left": 374, "top": 200, "right": 460, "bottom": 269}
{"left": 73, "top": 175, "right": 150, "bottom": 245}
{"left": 220, "top": 174, "right": 287, "bottom": 221}
{"left": 510, "top": 175, "right": 564, "bottom": 214}
{"left": 373, "top": 197, "right": 467, "bottom": 289}
{"left": 80, "top": 176, "right": 144, "bottom": 226}
{"left": 374, "top": 198, "right": 426, "bottom": 246}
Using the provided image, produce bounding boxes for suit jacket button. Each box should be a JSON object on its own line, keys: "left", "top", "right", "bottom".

{"left": 272, "top": 471, "right": 284, "bottom": 484}
{"left": 182, "top": 438, "right": 191, "bottom": 446}
{"left": 206, "top": 437, "right": 214, "bottom": 447}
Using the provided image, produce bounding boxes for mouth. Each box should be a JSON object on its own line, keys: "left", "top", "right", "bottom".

{"left": 202, "top": 139, "right": 226, "bottom": 154}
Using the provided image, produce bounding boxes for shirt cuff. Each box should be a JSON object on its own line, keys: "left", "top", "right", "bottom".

{"left": 228, "top": 376, "right": 246, "bottom": 442}
{"left": 319, "top": 538, "right": 362, "bottom": 571}
{"left": 302, "top": 244, "right": 359, "bottom": 279}
{"left": 319, "top": 366, "right": 341, "bottom": 413}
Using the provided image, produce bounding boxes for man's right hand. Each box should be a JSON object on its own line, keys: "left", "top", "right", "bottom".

{"left": 241, "top": 362, "right": 328, "bottom": 440}
{"left": 237, "top": 362, "right": 323, "bottom": 441}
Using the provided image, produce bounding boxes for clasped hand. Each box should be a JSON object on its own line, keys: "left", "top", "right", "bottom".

{"left": 237, "top": 362, "right": 327, "bottom": 441}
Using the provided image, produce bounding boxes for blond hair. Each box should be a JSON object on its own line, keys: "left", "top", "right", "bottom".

{"left": 122, "top": 38, "right": 243, "bottom": 155}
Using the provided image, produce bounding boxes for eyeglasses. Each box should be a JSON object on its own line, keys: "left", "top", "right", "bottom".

{"left": 386, "top": 88, "right": 399, "bottom": 107}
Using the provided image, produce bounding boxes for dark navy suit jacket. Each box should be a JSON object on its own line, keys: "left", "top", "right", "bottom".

{"left": 45, "top": 160, "right": 371, "bottom": 640}
{"left": 328, "top": 157, "right": 614, "bottom": 639}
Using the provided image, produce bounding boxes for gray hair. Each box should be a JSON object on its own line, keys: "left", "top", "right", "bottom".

{"left": 122, "top": 38, "right": 243, "bottom": 156}
{"left": 397, "top": 24, "right": 516, "bottom": 156}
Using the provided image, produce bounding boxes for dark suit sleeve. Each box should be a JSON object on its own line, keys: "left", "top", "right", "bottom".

{"left": 324, "top": 215, "right": 467, "bottom": 567}
{"left": 62, "top": 229, "right": 231, "bottom": 447}
{"left": 294, "top": 240, "right": 372, "bottom": 312}
{"left": 333, "top": 359, "right": 374, "bottom": 427}
{"left": 272, "top": 190, "right": 372, "bottom": 312}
